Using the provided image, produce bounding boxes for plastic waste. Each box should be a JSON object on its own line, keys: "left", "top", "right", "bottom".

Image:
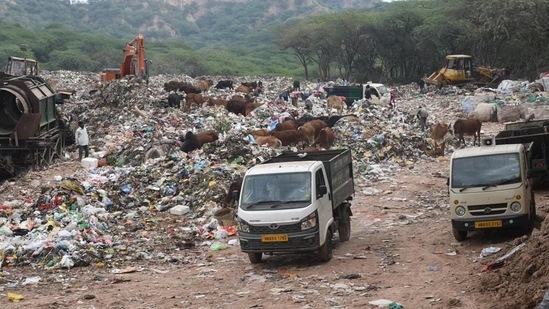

{"left": 121, "top": 184, "right": 132, "bottom": 194}
{"left": 215, "top": 229, "right": 228, "bottom": 239}
{"left": 22, "top": 276, "right": 41, "bottom": 285}
{"left": 60, "top": 255, "right": 74, "bottom": 268}
{"left": 538, "top": 289, "right": 549, "bottom": 309}
{"left": 169, "top": 205, "right": 190, "bottom": 215}
{"left": 7, "top": 292, "right": 24, "bottom": 302}
{"left": 480, "top": 246, "right": 501, "bottom": 258}
{"left": 209, "top": 241, "right": 228, "bottom": 251}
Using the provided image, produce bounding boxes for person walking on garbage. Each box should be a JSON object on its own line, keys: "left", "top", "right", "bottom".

{"left": 365, "top": 85, "right": 380, "bottom": 101}
{"left": 419, "top": 74, "right": 427, "bottom": 93}
{"left": 389, "top": 88, "right": 396, "bottom": 108}
{"left": 75, "top": 120, "right": 90, "bottom": 161}
{"left": 417, "top": 106, "right": 429, "bottom": 132}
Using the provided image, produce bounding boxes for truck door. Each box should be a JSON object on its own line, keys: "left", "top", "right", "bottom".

{"left": 315, "top": 168, "right": 332, "bottom": 235}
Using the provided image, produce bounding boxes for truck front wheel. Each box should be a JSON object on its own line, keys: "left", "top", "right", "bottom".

{"left": 319, "top": 230, "right": 333, "bottom": 262}
{"left": 338, "top": 205, "right": 351, "bottom": 242}
{"left": 452, "top": 228, "right": 467, "bottom": 241}
{"left": 248, "top": 252, "right": 263, "bottom": 264}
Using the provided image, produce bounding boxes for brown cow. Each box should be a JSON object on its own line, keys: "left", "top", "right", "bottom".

{"left": 164, "top": 81, "right": 201, "bottom": 94}
{"left": 274, "top": 119, "right": 299, "bottom": 131}
{"left": 254, "top": 136, "right": 282, "bottom": 148}
{"left": 303, "top": 119, "right": 327, "bottom": 140}
{"left": 313, "top": 127, "right": 335, "bottom": 149}
{"left": 431, "top": 122, "right": 450, "bottom": 156}
{"left": 226, "top": 95, "right": 254, "bottom": 116}
{"left": 235, "top": 85, "right": 253, "bottom": 93}
{"left": 196, "top": 80, "right": 211, "bottom": 93}
{"left": 297, "top": 114, "right": 358, "bottom": 128}
{"left": 185, "top": 93, "right": 208, "bottom": 111}
{"left": 207, "top": 97, "right": 228, "bottom": 107}
{"left": 180, "top": 130, "right": 219, "bottom": 153}
{"left": 454, "top": 118, "right": 482, "bottom": 147}
{"left": 297, "top": 125, "right": 316, "bottom": 146}
{"left": 249, "top": 128, "right": 270, "bottom": 137}
{"left": 270, "top": 130, "right": 301, "bottom": 146}
{"left": 245, "top": 102, "right": 262, "bottom": 116}
{"left": 327, "top": 95, "right": 345, "bottom": 115}
{"left": 241, "top": 81, "right": 258, "bottom": 89}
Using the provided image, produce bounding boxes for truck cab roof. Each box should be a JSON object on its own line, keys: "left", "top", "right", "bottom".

{"left": 246, "top": 161, "right": 320, "bottom": 175}
{"left": 452, "top": 144, "right": 524, "bottom": 159}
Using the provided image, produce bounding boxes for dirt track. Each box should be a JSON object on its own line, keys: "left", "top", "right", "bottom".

{"left": 4, "top": 154, "right": 543, "bottom": 309}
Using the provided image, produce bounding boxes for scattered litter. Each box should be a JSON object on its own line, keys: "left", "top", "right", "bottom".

{"left": 369, "top": 299, "right": 403, "bottom": 308}
{"left": 483, "top": 243, "right": 526, "bottom": 272}
{"left": 480, "top": 246, "right": 502, "bottom": 258}
{"left": 7, "top": 292, "right": 24, "bottom": 302}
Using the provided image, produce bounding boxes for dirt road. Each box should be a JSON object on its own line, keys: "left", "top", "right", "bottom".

{"left": 4, "top": 155, "right": 540, "bottom": 309}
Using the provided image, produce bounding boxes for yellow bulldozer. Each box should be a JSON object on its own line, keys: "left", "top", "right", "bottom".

{"left": 423, "top": 54, "right": 509, "bottom": 88}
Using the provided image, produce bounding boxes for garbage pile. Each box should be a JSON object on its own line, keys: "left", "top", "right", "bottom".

{"left": 1, "top": 71, "right": 548, "bottom": 271}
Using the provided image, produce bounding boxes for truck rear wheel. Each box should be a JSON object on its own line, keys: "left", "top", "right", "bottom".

{"left": 452, "top": 228, "right": 467, "bottom": 241}
{"left": 319, "top": 229, "right": 333, "bottom": 262}
{"left": 338, "top": 205, "right": 351, "bottom": 242}
{"left": 248, "top": 252, "right": 263, "bottom": 264}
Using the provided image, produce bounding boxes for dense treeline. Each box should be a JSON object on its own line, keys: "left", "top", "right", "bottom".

{"left": 0, "top": 21, "right": 301, "bottom": 78}
{"left": 1, "top": 0, "right": 548, "bottom": 83}
{"left": 275, "top": 0, "right": 549, "bottom": 83}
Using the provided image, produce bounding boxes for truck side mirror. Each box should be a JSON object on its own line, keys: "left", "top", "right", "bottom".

{"left": 231, "top": 190, "right": 240, "bottom": 202}
{"left": 318, "top": 185, "right": 328, "bottom": 197}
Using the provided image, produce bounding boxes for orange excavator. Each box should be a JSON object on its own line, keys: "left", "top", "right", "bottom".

{"left": 100, "top": 34, "right": 148, "bottom": 82}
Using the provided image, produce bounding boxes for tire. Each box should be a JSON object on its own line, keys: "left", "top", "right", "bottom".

{"left": 319, "top": 229, "right": 333, "bottom": 262}
{"left": 338, "top": 205, "right": 351, "bottom": 242}
{"left": 248, "top": 252, "right": 262, "bottom": 264}
{"left": 452, "top": 227, "right": 467, "bottom": 241}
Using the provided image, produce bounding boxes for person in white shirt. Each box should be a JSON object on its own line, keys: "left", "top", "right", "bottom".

{"left": 75, "top": 121, "right": 89, "bottom": 161}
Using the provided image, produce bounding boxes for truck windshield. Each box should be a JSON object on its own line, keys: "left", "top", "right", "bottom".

{"left": 240, "top": 172, "right": 312, "bottom": 210}
{"left": 452, "top": 153, "right": 521, "bottom": 189}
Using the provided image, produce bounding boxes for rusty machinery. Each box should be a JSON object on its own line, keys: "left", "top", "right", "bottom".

{"left": 0, "top": 72, "right": 69, "bottom": 175}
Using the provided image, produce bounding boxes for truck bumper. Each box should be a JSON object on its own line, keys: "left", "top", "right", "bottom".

{"left": 451, "top": 214, "right": 529, "bottom": 231}
{"left": 239, "top": 229, "right": 320, "bottom": 253}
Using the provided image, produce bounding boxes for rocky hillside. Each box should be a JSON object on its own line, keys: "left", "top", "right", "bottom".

{"left": 0, "top": 0, "right": 382, "bottom": 48}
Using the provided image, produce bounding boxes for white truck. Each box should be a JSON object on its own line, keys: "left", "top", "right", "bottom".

{"left": 235, "top": 149, "right": 355, "bottom": 263}
{"left": 449, "top": 143, "right": 536, "bottom": 241}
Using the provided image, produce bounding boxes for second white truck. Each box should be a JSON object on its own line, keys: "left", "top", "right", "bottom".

{"left": 449, "top": 143, "right": 536, "bottom": 241}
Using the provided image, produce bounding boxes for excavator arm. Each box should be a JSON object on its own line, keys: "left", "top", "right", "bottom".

{"left": 101, "top": 34, "right": 148, "bottom": 82}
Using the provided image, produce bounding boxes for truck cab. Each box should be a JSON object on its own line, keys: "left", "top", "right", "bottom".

{"left": 449, "top": 143, "right": 536, "bottom": 241}
{"left": 236, "top": 149, "right": 354, "bottom": 263}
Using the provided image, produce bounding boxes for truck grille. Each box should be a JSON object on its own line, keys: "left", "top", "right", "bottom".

{"left": 467, "top": 203, "right": 507, "bottom": 216}
{"left": 249, "top": 222, "right": 302, "bottom": 234}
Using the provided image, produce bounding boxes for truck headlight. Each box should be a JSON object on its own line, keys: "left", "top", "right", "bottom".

{"left": 301, "top": 212, "right": 317, "bottom": 230}
{"left": 510, "top": 202, "right": 522, "bottom": 212}
{"left": 238, "top": 220, "right": 250, "bottom": 233}
{"left": 455, "top": 206, "right": 466, "bottom": 216}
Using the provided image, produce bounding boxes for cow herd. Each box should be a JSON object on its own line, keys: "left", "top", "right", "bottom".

{"left": 164, "top": 78, "right": 487, "bottom": 158}
{"left": 164, "top": 78, "right": 361, "bottom": 154}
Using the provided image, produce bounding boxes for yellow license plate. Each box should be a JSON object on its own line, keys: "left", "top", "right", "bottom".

{"left": 474, "top": 220, "right": 503, "bottom": 228}
{"left": 261, "top": 234, "right": 288, "bottom": 242}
